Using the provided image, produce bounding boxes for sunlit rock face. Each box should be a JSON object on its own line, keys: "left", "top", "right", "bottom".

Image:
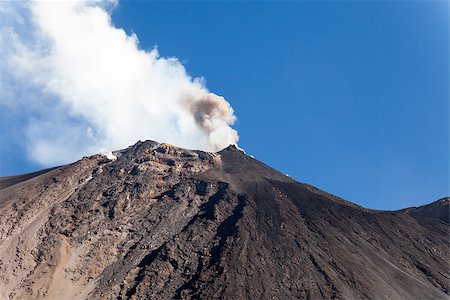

{"left": 0, "top": 140, "right": 448, "bottom": 300}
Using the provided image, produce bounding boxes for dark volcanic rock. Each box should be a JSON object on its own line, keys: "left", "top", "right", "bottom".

{"left": 0, "top": 140, "right": 448, "bottom": 299}
{"left": 408, "top": 198, "right": 449, "bottom": 225}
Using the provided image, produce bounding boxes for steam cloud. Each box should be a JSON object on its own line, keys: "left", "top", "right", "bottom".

{"left": 0, "top": 0, "right": 239, "bottom": 166}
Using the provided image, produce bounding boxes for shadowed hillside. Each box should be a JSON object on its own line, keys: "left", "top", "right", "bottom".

{"left": 0, "top": 140, "right": 448, "bottom": 299}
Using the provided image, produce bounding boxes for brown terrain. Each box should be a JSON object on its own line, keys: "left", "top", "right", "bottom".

{"left": 0, "top": 140, "right": 448, "bottom": 299}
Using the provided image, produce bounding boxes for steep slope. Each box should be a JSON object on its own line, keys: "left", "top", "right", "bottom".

{"left": 407, "top": 198, "right": 449, "bottom": 225}
{"left": 0, "top": 140, "right": 448, "bottom": 300}
{"left": 0, "top": 167, "right": 61, "bottom": 190}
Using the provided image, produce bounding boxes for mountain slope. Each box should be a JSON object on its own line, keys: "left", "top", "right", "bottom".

{"left": 0, "top": 140, "right": 448, "bottom": 300}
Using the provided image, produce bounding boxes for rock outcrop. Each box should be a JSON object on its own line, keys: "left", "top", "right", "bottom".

{"left": 0, "top": 140, "right": 448, "bottom": 299}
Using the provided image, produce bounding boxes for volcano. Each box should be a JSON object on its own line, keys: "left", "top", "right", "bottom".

{"left": 0, "top": 140, "right": 448, "bottom": 299}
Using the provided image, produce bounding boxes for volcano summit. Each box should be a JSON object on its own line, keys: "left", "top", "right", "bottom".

{"left": 0, "top": 140, "right": 448, "bottom": 299}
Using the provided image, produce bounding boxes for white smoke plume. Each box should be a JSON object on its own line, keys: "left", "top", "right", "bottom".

{"left": 0, "top": 0, "right": 238, "bottom": 166}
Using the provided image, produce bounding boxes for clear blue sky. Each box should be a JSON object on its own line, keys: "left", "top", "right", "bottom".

{"left": 1, "top": 1, "right": 448, "bottom": 210}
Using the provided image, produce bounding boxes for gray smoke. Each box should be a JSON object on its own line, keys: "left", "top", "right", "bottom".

{"left": 0, "top": 0, "right": 239, "bottom": 166}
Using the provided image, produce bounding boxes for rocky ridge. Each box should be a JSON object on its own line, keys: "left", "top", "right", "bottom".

{"left": 0, "top": 140, "right": 448, "bottom": 299}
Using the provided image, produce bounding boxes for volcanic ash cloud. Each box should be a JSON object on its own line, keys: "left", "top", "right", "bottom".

{"left": 0, "top": 0, "right": 239, "bottom": 166}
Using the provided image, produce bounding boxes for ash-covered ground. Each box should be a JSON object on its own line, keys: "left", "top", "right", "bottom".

{"left": 0, "top": 140, "right": 448, "bottom": 299}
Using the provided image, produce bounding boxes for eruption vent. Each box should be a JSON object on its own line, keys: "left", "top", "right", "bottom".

{"left": 0, "top": 0, "right": 239, "bottom": 166}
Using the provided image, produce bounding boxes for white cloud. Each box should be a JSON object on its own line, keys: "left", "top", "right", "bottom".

{"left": 0, "top": 0, "right": 239, "bottom": 166}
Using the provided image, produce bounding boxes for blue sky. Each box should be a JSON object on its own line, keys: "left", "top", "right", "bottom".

{"left": 1, "top": 1, "right": 448, "bottom": 210}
